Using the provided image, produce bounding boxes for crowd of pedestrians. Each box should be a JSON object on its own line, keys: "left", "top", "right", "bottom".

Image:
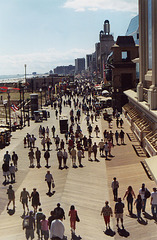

{"left": 1, "top": 81, "right": 156, "bottom": 240}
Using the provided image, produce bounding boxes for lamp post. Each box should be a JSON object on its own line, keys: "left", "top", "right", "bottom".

{"left": 3, "top": 101, "right": 8, "bottom": 125}
{"left": 7, "top": 90, "right": 11, "bottom": 131}
{"left": 24, "top": 64, "right": 27, "bottom": 84}
{"left": 39, "top": 88, "right": 42, "bottom": 109}
{"left": 22, "top": 86, "right": 26, "bottom": 126}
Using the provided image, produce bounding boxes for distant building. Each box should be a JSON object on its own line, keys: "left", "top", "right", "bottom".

{"left": 95, "top": 20, "right": 115, "bottom": 80}
{"left": 54, "top": 65, "right": 75, "bottom": 75}
{"left": 86, "top": 54, "right": 92, "bottom": 69}
{"left": 75, "top": 58, "right": 85, "bottom": 74}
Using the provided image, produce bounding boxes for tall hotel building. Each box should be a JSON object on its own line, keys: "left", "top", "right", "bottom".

{"left": 123, "top": 0, "right": 157, "bottom": 157}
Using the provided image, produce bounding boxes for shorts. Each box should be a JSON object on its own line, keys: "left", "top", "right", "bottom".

{"left": 22, "top": 198, "right": 28, "bottom": 205}
{"left": 41, "top": 230, "right": 49, "bottom": 239}
{"left": 3, "top": 171, "right": 10, "bottom": 177}
{"left": 115, "top": 213, "right": 123, "bottom": 219}
{"left": 25, "top": 229, "right": 34, "bottom": 239}
{"left": 103, "top": 215, "right": 110, "bottom": 224}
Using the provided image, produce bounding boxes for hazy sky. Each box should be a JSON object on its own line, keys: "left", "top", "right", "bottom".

{"left": 0, "top": 0, "right": 138, "bottom": 75}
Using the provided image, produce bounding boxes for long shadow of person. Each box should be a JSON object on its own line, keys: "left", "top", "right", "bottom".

{"left": 137, "top": 217, "right": 148, "bottom": 225}
{"left": 71, "top": 232, "right": 82, "bottom": 240}
{"left": 7, "top": 208, "right": 15, "bottom": 216}
{"left": 104, "top": 227, "right": 116, "bottom": 237}
{"left": 117, "top": 227, "right": 130, "bottom": 237}
{"left": 143, "top": 212, "right": 153, "bottom": 220}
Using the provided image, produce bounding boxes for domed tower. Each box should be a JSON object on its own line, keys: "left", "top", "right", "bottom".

{"left": 104, "top": 20, "right": 110, "bottom": 35}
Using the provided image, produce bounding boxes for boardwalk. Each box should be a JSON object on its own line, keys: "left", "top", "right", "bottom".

{"left": 0, "top": 101, "right": 156, "bottom": 240}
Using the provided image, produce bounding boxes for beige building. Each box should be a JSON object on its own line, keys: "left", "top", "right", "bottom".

{"left": 123, "top": 0, "right": 157, "bottom": 156}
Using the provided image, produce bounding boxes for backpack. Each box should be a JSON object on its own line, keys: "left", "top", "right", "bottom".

{"left": 23, "top": 218, "right": 29, "bottom": 229}
{"left": 145, "top": 189, "right": 151, "bottom": 199}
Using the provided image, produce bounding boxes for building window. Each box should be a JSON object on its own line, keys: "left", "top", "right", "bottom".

{"left": 121, "top": 51, "right": 130, "bottom": 61}
{"left": 148, "top": 0, "right": 152, "bottom": 70}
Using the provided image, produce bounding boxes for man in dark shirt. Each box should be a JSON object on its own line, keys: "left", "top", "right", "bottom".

{"left": 115, "top": 198, "right": 125, "bottom": 229}
{"left": 54, "top": 203, "right": 65, "bottom": 220}
{"left": 23, "top": 211, "right": 35, "bottom": 240}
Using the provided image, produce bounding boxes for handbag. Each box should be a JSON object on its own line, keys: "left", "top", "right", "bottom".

{"left": 52, "top": 182, "right": 55, "bottom": 188}
{"left": 76, "top": 213, "right": 80, "bottom": 222}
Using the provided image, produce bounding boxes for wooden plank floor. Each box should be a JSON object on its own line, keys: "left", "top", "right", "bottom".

{"left": 0, "top": 102, "right": 157, "bottom": 240}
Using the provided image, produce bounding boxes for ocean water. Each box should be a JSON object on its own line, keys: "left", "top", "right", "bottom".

{"left": 0, "top": 74, "right": 25, "bottom": 83}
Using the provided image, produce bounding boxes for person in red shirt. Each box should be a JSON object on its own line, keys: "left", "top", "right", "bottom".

{"left": 68, "top": 205, "right": 79, "bottom": 234}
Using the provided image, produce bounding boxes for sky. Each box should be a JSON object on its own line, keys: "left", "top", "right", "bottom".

{"left": 0, "top": 0, "right": 138, "bottom": 75}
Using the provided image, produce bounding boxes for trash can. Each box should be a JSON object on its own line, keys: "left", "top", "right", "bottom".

{"left": 59, "top": 116, "right": 68, "bottom": 134}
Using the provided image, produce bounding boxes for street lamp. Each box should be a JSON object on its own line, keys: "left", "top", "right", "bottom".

{"left": 39, "top": 88, "right": 42, "bottom": 109}
{"left": 24, "top": 64, "right": 27, "bottom": 84}
{"left": 7, "top": 90, "right": 11, "bottom": 131}
{"left": 3, "top": 100, "right": 8, "bottom": 125}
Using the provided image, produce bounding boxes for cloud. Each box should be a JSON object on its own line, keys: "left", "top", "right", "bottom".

{"left": 63, "top": 0, "right": 138, "bottom": 13}
{"left": 0, "top": 48, "right": 93, "bottom": 75}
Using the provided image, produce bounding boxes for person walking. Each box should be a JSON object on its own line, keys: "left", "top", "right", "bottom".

{"left": 52, "top": 125, "right": 56, "bottom": 138}
{"left": 44, "top": 150, "right": 50, "bottom": 168}
{"left": 94, "top": 125, "right": 100, "bottom": 138}
{"left": 150, "top": 187, "right": 157, "bottom": 219}
{"left": 50, "top": 216, "right": 65, "bottom": 240}
{"left": 45, "top": 136, "right": 51, "bottom": 151}
{"left": 2, "top": 162, "right": 10, "bottom": 183}
{"left": 20, "top": 188, "right": 30, "bottom": 215}
{"left": 70, "top": 147, "right": 77, "bottom": 168}
{"left": 88, "top": 145, "right": 92, "bottom": 161}
{"left": 28, "top": 148, "right": 35, "bottom": 168}
{"left": 111, "top": 177, "right": 119, "bottom": 202}
{"left": 55, "top": 135, "right": 60, "bottom": 151}
{"left": 9, "top": 163, "right": 16, "bottom": 182}
{"left": 45, "top": 171, "right": 55, "bottom": 194}
{"left": 139, "top": 183, "right": 149, "bottom": 213}
{"left": 119, "top": 118, "right": 124, "bottom": 128}
{"left": 30, "top": 188, "right": 40, "bottom": 214}
{"left": 68, "top": 205, "right": 79, "bottom": 234}
{"left": 41, "top": 136, "right": 46, "bottom": 151}
{"left": 115, "top": 198, "right": 125, "bottom": 229}
{"left": 119, "top": 130, "right": 125, "bottom": 144}
{"left": 36, "top": 208, "right": 44, "bottom": 239}
{"left": 104, "top": 142, "right": 109, "bottom": 160}
{"left": 98, "top": 139, "right": 104, "bottom": 157}
{"left": 134, "top": 194, "right": 142, "bottom": 221}
{"left": 92, "top": 142, "right": 98, "bottom": 161}
{"left": 54, "top": 203, "right": 65, "bottom": 220}
{"left": 123, "top": 186, "right": 136, "bottom": 216}
{"left": 63, "top": 149, "right": 68, "bottom": 169}
{"left": 12, "top": 151, "right": 18, "bottom": 171}
{"left": 35, "top": 147, "right": 41, "bottom": 168}
{"left": 101, "top": 201, "right": 113, "bottom": 230}
{"left": 23, "top": 211, "right": 35, "bottom": 240}
{"left": 6, "top": 185, "right": 15, "bottom": 210}
{"left": 57, "top": 149, "right": 63, "bottom": 170}
{"left": 3, "top": 151, "right": 11, "bottom": 166}
{"left": 115, "top": 131, "right": 119, "bottom": 145}
{"left": 77, "top": 149, "right": 83, "bottom": 167}
{"left": 40, "top": 215, "right": 49, "bottom": 240}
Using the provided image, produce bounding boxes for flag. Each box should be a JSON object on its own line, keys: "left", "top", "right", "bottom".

{"left": 11, "top": 104, "right": 19, "bottom": 112}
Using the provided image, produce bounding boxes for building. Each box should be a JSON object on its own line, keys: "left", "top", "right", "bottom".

{"left": 126, "top": 15, "right": 139, "bottom": 45}
{"left": 54, "top": 65, "right": 75, "bottom": 75}
{"left": 123, "top": 0, "right": 157, "bottom": 157}
{"left": 95, "top": 20, "right": 115, "bottom": 81}
{"left": 86, "top": 54, "right": 92, "bottom": 70}
{"left": 75, "top": 58, "right": 85, "bottom": 74}
{"left": 110, "top": 36, "right": 139, "bottom": 112}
